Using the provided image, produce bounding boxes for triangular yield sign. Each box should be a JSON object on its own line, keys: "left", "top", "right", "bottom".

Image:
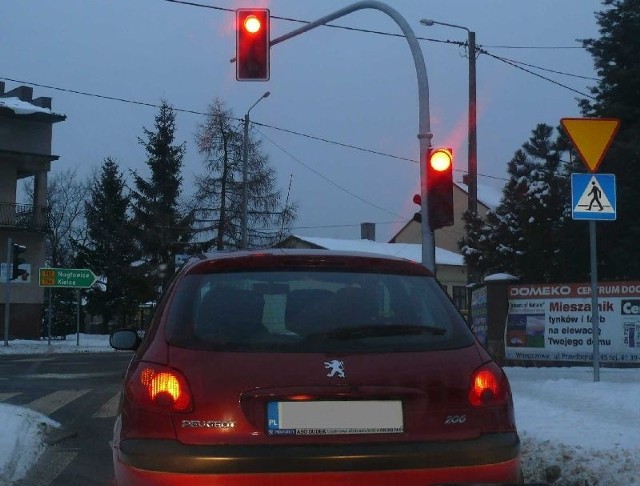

{"left": 560, "top": 118, "right": 620, "bottom": 172}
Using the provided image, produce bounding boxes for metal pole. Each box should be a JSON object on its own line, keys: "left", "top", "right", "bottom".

{"left": 76, "top": 289, "right": 81, "bottom": 346}
{"left": 241, "top": 91, "right": 270, "bottom": 250}
{"left": 4, "top": 238, "right": 12, "bottom": 346}
{"left": 468, "top": 31, "right": 478, "bottom": 222}
{"left": 589, "top": 220, "right": 600, "bottom": 382}
{"left": 241, "top": 112, "right": 249, "bottom": 249}
{"left": 255, "top": 2, "right": 433, "bottom": 270}
{"left": 48, "top": 287, "right": 52, "bottom": 345}
{"left": 420, "top": 18, "right": 475, "bottom": 277}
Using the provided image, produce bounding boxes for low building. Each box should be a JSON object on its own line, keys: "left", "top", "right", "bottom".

{"left": 390, "top": 182, "right": 501, "bottom": 253}
{"left": 0, "top": 83, "right": 66, "bottom": 339}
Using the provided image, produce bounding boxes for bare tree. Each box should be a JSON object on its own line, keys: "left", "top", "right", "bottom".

{"left": 192, "top": 98, "right": 296, "bottom": 249}
{"left": 23, "top": 167, "right": 89, "bottom": 266}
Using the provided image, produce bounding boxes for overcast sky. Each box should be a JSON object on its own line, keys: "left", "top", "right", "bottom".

{"left": 1, "top": 0, "right": 604, "bottom": 242}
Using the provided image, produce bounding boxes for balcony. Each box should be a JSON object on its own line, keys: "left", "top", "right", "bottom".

{"left": 0, "top": 202, "right": 48, "bottom": 231}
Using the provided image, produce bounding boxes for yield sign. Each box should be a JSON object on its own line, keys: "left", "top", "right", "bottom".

{"left": 560, "top": 118, "right": 620, "bottom": 172}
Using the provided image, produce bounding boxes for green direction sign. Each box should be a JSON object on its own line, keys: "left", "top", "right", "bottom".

{"left": 39, "top": 268, "right": 98, "bottom": 288}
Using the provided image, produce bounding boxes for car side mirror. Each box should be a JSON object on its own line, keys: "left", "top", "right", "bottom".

{"left": 110, "top": 328, "right": 141, "bottom": 351}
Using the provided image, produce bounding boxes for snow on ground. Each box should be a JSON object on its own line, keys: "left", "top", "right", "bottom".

{"left": 1, "top": 335, "right": 639, "bottom": 485}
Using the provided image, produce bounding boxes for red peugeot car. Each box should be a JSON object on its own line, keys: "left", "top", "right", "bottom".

{"left": 110, "top": 249, "right": 521, "bottom": 485}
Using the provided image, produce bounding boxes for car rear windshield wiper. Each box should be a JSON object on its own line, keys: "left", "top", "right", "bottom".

{"left": 304, "top": 324, "right": 447, "bottom": 341}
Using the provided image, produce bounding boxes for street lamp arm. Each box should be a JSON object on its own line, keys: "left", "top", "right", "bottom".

{"left": 419, "top": 19, "right": 470, "bottom": 34}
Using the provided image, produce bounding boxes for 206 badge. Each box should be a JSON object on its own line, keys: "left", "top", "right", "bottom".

{"left": 324, "top": 359, "right": 345, "bottom": 378}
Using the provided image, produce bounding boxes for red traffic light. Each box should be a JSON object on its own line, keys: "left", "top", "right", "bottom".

{"left": 243, "top": 15, "right": 262, "bottom": 34}
{"left": 236, "top": 9, "right": 270, "bottom": 81}
{"left": 429, "top": 147, "right": 453, "bottom": 172}
{"left": 427, "top": 147, "right": 454, "bottom": 230}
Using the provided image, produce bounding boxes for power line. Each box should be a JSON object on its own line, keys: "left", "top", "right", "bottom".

{"left": 0, "top": 75, "right": 510, "bottom": 184}
{"left": 159, "top": 2, "right": 598, "bottom": 104}
{"left": 255, "top": 126, "right": 405, "bottom": 219}
{"left": 488, "top": 54, "right": 598, "bottom": 81}
{"left": 252, "top": 120, "right": 415, "bottom": 163}
{"left": 479, "top": 49, "right": 597, "bottom": 100}
{"left": 161, "top": 0, "right": 587, "bottom": 50}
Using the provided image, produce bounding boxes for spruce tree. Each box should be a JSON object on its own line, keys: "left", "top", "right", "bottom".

{"left": 461, "top": 124, "right": 586, "bottom": 283}
{"left": 76, "top": 158, "right": 143, "bottom": 331}
{"left": 579, "top": 0, "right": 640, "bottom": 279}
{"left": 192, "top": 98, "right": 296, "bottom": 250}
{"left": 131, "top": 100, "right": 192, "bottom": 294}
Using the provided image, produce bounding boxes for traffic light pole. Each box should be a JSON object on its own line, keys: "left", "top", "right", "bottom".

{"left": 4, "top": 237, "right": 12, "bottom": 346}
{"left": 262, "top": 1, "right": 436, "bottom": 272}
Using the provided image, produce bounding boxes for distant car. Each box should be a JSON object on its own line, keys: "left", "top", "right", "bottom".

{"left": 110, "top": 249, "right": 521, "bottom": 485}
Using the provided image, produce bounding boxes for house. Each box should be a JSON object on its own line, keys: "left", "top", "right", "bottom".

{"left": 390, "top": 182, "right": 502, "bottom": 253}
{"left": 0, "top": 83, "right": 66, "bottom": 339}
{"left": 276, "top": 234, "right": 468, "bottom": 312}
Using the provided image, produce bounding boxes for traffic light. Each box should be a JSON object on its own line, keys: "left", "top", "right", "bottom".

{"left": 11, "top": 244, "right": 27, "bottom": 280}
{"left": 236, "top": 9, "right": 270, "bottom": 81}
{"left": 412, "top": 194, "right": 422, "bottom": 223}
{"left": 427, "top": 147, "right": 454, "bottom": 230}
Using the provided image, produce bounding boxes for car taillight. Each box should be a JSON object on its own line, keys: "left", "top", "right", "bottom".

{"left": 468, "top": 363, "right": 509, "bottom": 407}
{"left": 128, "top": 362, "right": 192, "bottom": 412}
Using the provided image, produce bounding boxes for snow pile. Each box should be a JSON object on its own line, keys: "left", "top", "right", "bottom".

{"left": 506, "top": 367, "right": 640, "bottom": 485}
{"left": 0, "top": 404, "right": 59, "bottom": 484}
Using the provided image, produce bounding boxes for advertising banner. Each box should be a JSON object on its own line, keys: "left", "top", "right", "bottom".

{"left": 470, "top": 286, "right": 488, "bottom": 346}
{"left": 506, "top": 282, "right": 640, "bottom": 363}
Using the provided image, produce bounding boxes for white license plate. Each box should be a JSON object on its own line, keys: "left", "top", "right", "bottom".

{"left": 267, "top": 400, "right": 403, "bottom": 435}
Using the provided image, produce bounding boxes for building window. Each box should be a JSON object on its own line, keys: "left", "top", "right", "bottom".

{"left": 452, "top": 285, "right": 468, "bottom": 313}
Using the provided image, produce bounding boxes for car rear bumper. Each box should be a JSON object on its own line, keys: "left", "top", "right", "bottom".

{"left": 115, "top": 433, "right": 520, "bottom": 484}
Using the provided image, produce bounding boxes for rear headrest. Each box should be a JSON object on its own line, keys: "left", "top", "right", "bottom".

{"left": 285, "top": 289, "right": 334, "bottom": 335}
{"left": 196, "top": 288, "right": 265, "bottom": 341}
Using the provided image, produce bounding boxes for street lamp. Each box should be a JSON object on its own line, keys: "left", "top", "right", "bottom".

{"left": 419, "top": 19, "right": 477, "bottom": 220}
{"left": 241, "top": 91, "right": 270, "bottom": 249}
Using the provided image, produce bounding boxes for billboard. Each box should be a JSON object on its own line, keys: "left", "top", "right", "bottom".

{"left": 506, "top": 282, "right": 640, "bottom": 363}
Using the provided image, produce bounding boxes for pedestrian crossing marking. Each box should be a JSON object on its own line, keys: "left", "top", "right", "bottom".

{"left": 571, "top": 173, "right": 617, "bottom": 221}
{"left": 0, "top": 392, "right": 20, "bottom": 402}
{"left": 27, "top": 389, "right": 91, "bottom": 416}
{"left": 574, "top": 175, "right": 614, "bottom": 213}
{"left": 93, "top": 392, "right": 121, "bottom": 418}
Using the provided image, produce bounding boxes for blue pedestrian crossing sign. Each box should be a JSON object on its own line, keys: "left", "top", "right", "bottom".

{"left": 571, "top": 173, "right": 616, "bottom": 220}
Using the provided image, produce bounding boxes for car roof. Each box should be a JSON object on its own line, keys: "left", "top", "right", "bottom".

{"left": 180, "top": 248, "right": 434, "bottom": 277}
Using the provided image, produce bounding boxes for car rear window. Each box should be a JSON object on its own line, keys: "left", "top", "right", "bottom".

{"left": 164, "top": 270, "right": 475, "bottom": 352}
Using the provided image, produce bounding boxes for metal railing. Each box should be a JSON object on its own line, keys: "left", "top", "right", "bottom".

{"left": 0, "top": 202, "right": 48, "bottom": 231}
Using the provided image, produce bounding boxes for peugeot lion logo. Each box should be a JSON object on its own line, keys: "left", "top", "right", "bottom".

{"left": 324, "top": 359, "right": 345, "bottom": 378}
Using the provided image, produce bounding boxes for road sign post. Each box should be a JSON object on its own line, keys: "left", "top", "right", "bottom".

{"left": 39, "top": 268, "right": 98, "bottom": 346}
{"left": 561, "top": 117, "right": 620, "bottom": 382}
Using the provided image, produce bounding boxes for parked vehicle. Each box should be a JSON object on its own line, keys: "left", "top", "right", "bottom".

{"left": 110, "top": 249, "right": 521, "bottom": 485}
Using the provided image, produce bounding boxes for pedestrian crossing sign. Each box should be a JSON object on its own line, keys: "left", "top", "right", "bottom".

{"left": 571, "top": 173, "right": 616, "bottom": 221}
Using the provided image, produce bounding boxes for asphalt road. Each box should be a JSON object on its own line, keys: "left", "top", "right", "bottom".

{"left": 0, "top": 352, "right": 133, "bottom": 485}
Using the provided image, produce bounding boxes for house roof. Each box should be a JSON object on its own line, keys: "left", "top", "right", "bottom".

{"left": 0, "top": 96, "right": 66, "bottom": 123}
{"left": 454, "top": 181, "right": 502, "bottom": 210}
{"left": 282, "top": 235, "right": 464, "bottom": 267}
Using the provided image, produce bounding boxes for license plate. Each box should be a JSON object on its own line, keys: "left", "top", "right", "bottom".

{"left": 267, "top": 400, "right": 403, "bottom": 435}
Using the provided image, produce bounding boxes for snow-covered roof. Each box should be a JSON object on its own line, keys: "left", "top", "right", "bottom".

{"left": 292, "top": 235, "right": 464, "bottom": 267}
{"left": 484, "top": 273, "right": 519, "bottom": 282}
{"left": 455, "top": 182, "right": 502, "bottom": 210}
{"left": 0, "top": 96, "right": 56, "bottom": 116}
